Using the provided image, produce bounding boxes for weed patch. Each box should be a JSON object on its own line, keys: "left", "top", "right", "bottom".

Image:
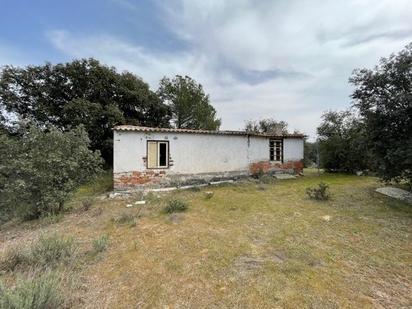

{"left": 306, "top": 182, "right": 331, "bottom": 200}
{"left": 163, "top": 199, "right": 188, "bottom": 214}
{"left": 92, "top": 235, "right": 109, "bottom": 253}
{"left": 0, "top": 234, "right": 75, "bottom": 272}
{"left": 0, "top": 272, "right": 63, "bottom": 309}
{"left": 112, "top": 213, "right": 137, "bottom": 227}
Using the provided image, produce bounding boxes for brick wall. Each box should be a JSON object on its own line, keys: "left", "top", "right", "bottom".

{"left": 114, "top": 170, "right": 167, "bottom": 189}
{"left": 249, "top": 160, "right": 304, "bottom": 176}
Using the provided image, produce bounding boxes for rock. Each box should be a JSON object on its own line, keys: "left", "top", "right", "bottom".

{"left": 321, "top": 215, "right": 331, "bottom": 222}
{"left": 356, "top": 171, "right": 363, "bottom": 176}
{"left": 274, "top": 174, "right": 296, "bottom": 180}
{"left": 376, "top": 187, "right": 412, "bottom": 204}
{"left": 134, "top": 200, "right": 146, "bottom": 205}
{"left": 126, "top": 204, "right": 133, "bottom": 208}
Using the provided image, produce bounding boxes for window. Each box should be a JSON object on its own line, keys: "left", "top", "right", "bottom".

{"left": 147, "top": 141, "right": 169, "bottom": 168}
{"left": 269, "top": 139, "right": 282, "bottom": 161}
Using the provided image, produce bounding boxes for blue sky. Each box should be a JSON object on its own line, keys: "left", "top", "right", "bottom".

{"left": 1, "top": 0, "right": 412, "bottom": 138}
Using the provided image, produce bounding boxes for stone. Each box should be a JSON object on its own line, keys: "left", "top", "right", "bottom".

{"left": 274, "top": 174, "right": 296, "bottom": 180}
{"left": 134, "top": 200, "right": 146, "bottom": 205}
{"left": 376, "top": 187, "right": 412, "bottom": 204}
{"left": 321, "top": 215, "right": 331, "bottom": 222}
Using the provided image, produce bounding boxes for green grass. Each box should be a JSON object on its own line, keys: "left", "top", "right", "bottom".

{"left": 1, "top": 169, "right": 411, "bottom": 308}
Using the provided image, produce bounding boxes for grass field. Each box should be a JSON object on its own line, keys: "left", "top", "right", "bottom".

{"left": 1, "top": 170, "right": 411, "bottom": 308}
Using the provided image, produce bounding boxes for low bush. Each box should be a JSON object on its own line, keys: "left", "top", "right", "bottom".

{"left": 306, "top": 182, "right": 331, "bottom": 201}
{"left": 82, "top": 199, "right": 93, "bottom": 211}
{"left": 92, "top": 235, "right": 109, "bottom": 253}
{"left": 0, "top": 247, "right": 28, "bottom": 272}
{"left": 0, "top": 272, "right": 62, "bottom": 309}
{"left": 112, "top": 213, "right": 136, "bottom": 226}
{"left": 0, "top": 234, "right": 76, "bottom": 272}
{"left": 259, "top": 174, "right": 274, "bottom": 184}
{"left": 163, "top": 199, "right": 188, "bottom": 214}
{"left": 31, "top": 234, "right": 75, "bottom": 267}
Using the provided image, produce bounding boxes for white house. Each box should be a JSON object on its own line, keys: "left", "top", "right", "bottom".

{"left": 113, "top": 125, "right": 304, "bottom": 189}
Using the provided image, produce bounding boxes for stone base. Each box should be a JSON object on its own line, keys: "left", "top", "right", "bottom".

{"left": 114, "top": 160, "right": 303, "bottom": 190}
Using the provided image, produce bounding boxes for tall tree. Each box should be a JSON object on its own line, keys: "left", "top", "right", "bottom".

{"left": 0, "top": 58, "right": 171, "bottom": 164}
{"left": 157, "top": 75, "right": 221, "bottom": 130}
{"left": 244, "top": 118, "right": 289, "bottom": 135}
{"left": 317, "top": 110, "right": 370, "bottom": 173}
{"left": 350, "top": 43, "right": 412, "bottom": 185}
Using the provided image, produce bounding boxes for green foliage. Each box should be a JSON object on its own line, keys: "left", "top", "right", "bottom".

{"left": 317, "top": 110, "right": 370, "bottom": 173}
{"left": 0, "top": 126, "right": 102, "bottom": 220}
{"left": 0, "top": 247, "right": 27, "bottom": 272}
{"left": 81, "top": 199, "right": 93, "bottom": 211}
{"left": 0, "top": 58, "right": 171, "bottom": 163}
{"left": 157, "top": 75, "right": 221, "bottom": 130}
{"left": 163, "top": 199, "right": 188, "bottom": 214}
{"left": 0, "top": 272, "right": 62, "bottom": 309}
{"left": 0, "top": 234, "right": 75, "bottom": 272}
{"left": 350, "top": 43, "right": 412, "bottom": 186}
{"left": 30, "top": 234, "right": 75, "bottom": 268}
{"left": 112, "top": 213, "right": 137, "bottom": 227}
{"left": 306, "top": 182, "right": 330, "bottom": 201}
{"left": 304, "top": 141, "right": 318, "bottom": 167}
{"left": 92, "top": 235, "right": 109, "bottom": 253}
{"left": 259, "top": 174, "right": 275, "bottom": 184}
{"left": 244, "top": 118, "right": 289, "bottom": 135}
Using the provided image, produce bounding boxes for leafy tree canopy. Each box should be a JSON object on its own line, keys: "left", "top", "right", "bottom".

{"left": 244, "top": 118, "right": 289, "bottom": 135}
{"left": 350, "top": 43, "right": 412, "bottom": 184}
{"left": 317, "top": 110, "right": 370, "bottom": 173}
{"left": 0, "top": 58, "right": 171, "bottom": 164}
{"left": 157, "top": 75, "right": 221, "bottom": 130}
{"left": 0, "top": 126, "right": 102, "bottom": 221}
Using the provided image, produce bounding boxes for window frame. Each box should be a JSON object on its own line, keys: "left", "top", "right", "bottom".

{"left": 269, "top": 139, "right": 283, "bottom": 162}
{"left": 146, "top": 140, "right": 169, "bottom": 169}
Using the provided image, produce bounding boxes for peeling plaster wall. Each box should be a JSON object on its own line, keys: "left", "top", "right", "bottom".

{"left": 113, "top": 130, "right": 303, "bottom": 189}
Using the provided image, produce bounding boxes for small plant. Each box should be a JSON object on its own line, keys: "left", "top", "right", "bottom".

{"left": 82, "top": 198, "right": 93, "bottom": 211}
{"left": 0, "top": 234, "right": 75, "bottom": 271}
{"left": 0, "top": 272, "right": 63, "bottom": 309}
{"left": 92, "top": 235, "right": 109, "bottom": 253}
{"left": 0, "top": 247, "right": 28, "bottom": 272}
{"left": 30, "top": 234, "right": 76, "bottom": 267}
{"left": 204, "top": 191, "right": 214, "bottom": 200}
{"left": 306, "top": 182, "right": 331, "bottom": 201}
{"left": 163, "top": 199, "right": 188, "bottom": 214}
{"left": 41, "top": 213, "right": 63, "bottom": 225}
{"left": 259, "top": 174, "right": 274, "bottom": 184}
{"left": 112, "top": 213, "right": 137, "bottom": 226}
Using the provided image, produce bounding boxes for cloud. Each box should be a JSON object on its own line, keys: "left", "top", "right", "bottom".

{"left": 45, "top": 0, "right": 412, "bottom": 139}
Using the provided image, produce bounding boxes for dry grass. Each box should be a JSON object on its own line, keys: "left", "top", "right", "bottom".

{"left": 1, "top": 169, "right": 411, "bottom": 308}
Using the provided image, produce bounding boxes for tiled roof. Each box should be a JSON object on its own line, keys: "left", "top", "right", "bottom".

{"left": 113, "top": 125, "right": 305, "bottom": 138}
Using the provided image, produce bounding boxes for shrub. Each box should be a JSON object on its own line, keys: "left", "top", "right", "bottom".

{"left": 112, "top": 213, "right": 136, "bottom": 227}
{"left": 0, "top": 247, "right": 28, "bottom": 272}
{"left": 163, "top": 199, "right": 188, "bottom": 214}
{"left": 92, "top": 235, "right": 109, "bottom": 253}
{"left": 0, "top": 272, "right": 62, "bottom": 309}
{"left": 82, "top": 199, "right": 93, "bottom": 211}
{"left": 0, "top": 126, "right": 103, "bottom": 221}
{"left": 306, "top": 182, "right": 331, "bottom": 201}
{"left": 30, "top": 234, "right": 75, "bottom": 267}
{"left": 259, "top": 174, "right": 274, "bottom": 184}
{"left": 0, "top": 235, "right": 75, "bottom": 272}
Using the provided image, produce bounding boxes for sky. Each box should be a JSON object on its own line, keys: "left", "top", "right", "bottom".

{"left": 1, "top": 0, "right": 412, "bottom": 139}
